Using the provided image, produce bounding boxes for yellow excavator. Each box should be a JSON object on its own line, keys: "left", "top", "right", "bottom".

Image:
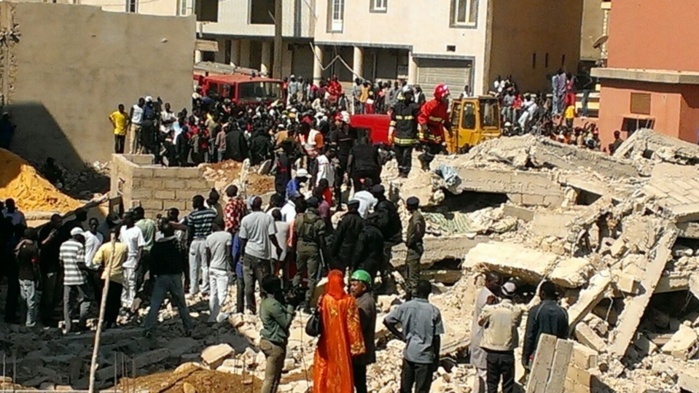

{"left": 445, "top": 96, "right": 502, "bottom": 154}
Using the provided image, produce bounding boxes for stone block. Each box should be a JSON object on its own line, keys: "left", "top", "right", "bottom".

{"left": 548, "top": 257, "right": 595, "bottom": 288}
{"left": 574, "top": 324, "right": 606, "bottom": 353}
{"left": 661, "top": 325, "right": 699, "bottom": 360}
{"left": 566, "top": 365, "right": 593, "bottom": 387}
{"left": 152, "top": 167, "right": 177, "bottom": 178}
{"left": 130, "top": 188, "right": 153, "bottom": 200}
{"left": 502, "top": 204, "right": 535, "bottom": 222}
{"left": 463, "top": 242, "right": 557, "bottom": 283}
{"left": 176, "top": 167, "right": 204, "bottom": 179}
{"left": 176, "top": 189, "right": 201, "bottom": 201}
{"left": 140, "top": 178, "right": 164, "bottom": 189}
{"left": 530, "top": 211, "right": 577, "bottom": 237}
{"left": 201, "top": 343, "right": 235, "bottom": 369}
{"left": 163, "top": 179, "right": 184, "bottom": 189}
{"left": 186, "top": 179, "right": 211, "bottom": 189}
{"left": 153, "top": 190, "right": 176, "bottom": 200}
{"left": 140, "top": 199, "right": 164, "bottom": 211}
{"left": 571, "top": 342, "right": 599, "bottom": 370}
{"left": 679, "top": 367, "right": 699, "bottom": 393}
{"left": 133, "top": 167, "right": 155, "bottom": 178}
{"left": 162, "top": 200, "right": 187, "bottom": 212}
{"left": 609, "top": 238, "right": 627, "bottom": 257}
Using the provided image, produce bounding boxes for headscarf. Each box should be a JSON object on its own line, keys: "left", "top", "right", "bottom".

{"left": 325, "top": 269, "right": 347, "bottom": 300}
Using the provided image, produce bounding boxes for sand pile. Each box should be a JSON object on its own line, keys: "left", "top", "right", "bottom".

{"left": 0, "top": 148, "right": 82, "bottom": 212}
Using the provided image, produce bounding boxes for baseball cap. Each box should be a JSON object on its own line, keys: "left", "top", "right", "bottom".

{"left": 296, "top": 169, "right": 310, "bottom": 178}
{"left": 70, "top": 227, "right": 84, "bottom": 236}
{"left": 406, "top": 197, "right": 420, "bottom": 208}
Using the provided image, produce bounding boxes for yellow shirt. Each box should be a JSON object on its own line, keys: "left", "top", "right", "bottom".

{"left": 564, "top": 105, "right": 575, "bottom": 120}
{"left": 93, "top": 241, "right": 127, "bottom": 284}
{"left": 110, "top": 110, "right": 128, "bottom": 136}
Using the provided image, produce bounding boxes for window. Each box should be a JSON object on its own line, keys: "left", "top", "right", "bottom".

{"left": 177, "top": 0, "right": 187, "bottom": 16}
{"left": 451, "top": 0, "right": 478, "bottom": 26}
{"left": 329, "top": 0, "right": 345, "bottom": 31}
{"left": 126, "top": 0, "right": 137, "bottom": 13}
{"left": 480, "top": 99, "right": 499, "bottom": 128}
{"left": 461, "top": 102, "right": 476, "bottom": 129}
{"left": 370, "top": 0, "right": 387, "bottom": 12}
{"left": 250, "top": 0, "right": 275, "bottom": 24}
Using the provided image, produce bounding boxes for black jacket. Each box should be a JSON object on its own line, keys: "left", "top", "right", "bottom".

{"left": 375, "top": 198, "right": 402, "bottom": 244}
{"left": 391, "top": 101, "right": 420, "bottom": 145}
{"left": 352, "top": 223, "right": 385, "bottom": 277}
{"left": 523, "top": 300, "right": 569, "bottom": 364}
{"left": 150, "top": 237, "right": 185, "bottom": 276}
{"left": 249, "top": 132, "right": 273, "bottom": 166}
{"left": 331, "top": 211, "right": 364, "bottom": 263}
{"left": 350, "top": 143, "right": 380, "bottom": 174}
{"left": 225, "top": 129, "right": 248, "bottom": 162}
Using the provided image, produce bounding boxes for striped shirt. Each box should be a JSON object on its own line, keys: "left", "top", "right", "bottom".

{"left": 59, "top": 239, "right": 86, "bottom": 286}
{"left": 186, "top": 208, "right": 218, "bottom": 239}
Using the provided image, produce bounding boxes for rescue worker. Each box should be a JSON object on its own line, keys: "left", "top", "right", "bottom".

{"left": 417, "top": 84, "right": 451, "bottom": 171}
{"left": 404, "top": 197, "right": 425, "bottom": 298}
{"left": 328, "top": 111, "right": 353, "bottom": 208}
{"left": 388, "top": 86, "right": 420, "bottom": 178}
{"left": 291, "top": 196, "right": 326, "bottom": 313}
{"left": 371, "top": 185, "right": 402, "bottom": 288}
{"left": 330, "top": 200, "right": 364, "bottom": 272}
{"left": 348, "top": 135, "right": 381, "bottom": 192}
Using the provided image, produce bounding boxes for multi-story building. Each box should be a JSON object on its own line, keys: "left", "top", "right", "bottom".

{"left": 592, "top": 0, "right": 699, "bottom": 146}
{"left": 78, "top": 0, "right": 585, "bottom": 95}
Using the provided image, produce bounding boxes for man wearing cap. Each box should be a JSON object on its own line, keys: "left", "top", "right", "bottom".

{"left": 127, "top": 97, "right": 145, "bottom": 154}
{"left": 388, "top": 85, "right": 420, "bottom": 178}
{"left": 350, "top": 270, "right": 377, "bottom": 393}
{"left": 59, "top": 227, "right": 91, "bottom": 333}
{"left": 331, "top": 199, "right": 364, "bottom": 272}
{"left": 285, "top": 169, "right": 310, "bottom": 202}
{"left": 291, "top": 196, "right": 326, "bottom": 313}
{"left": 478, "top": 282, "right": 523, "bottom": 393}
{"left": 404, "top": 197, "right": 425, "bottom": 298}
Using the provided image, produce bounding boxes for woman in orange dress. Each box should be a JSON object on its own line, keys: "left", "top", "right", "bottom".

{"left": 313, "top": 270, "right": 366, "bottom": 393}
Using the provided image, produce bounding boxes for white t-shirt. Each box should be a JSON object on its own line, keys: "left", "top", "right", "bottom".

{"left": 160, "top": 110, "right": 177, "bottom": 133}
{"left": 131, "top": 104, "right": 144, "bottom": 125}
{"left": 119, "top": 226, "right": 145, "bottom": 269}
{"left": 281, "top": 201, "right": 297, "bottom": 224}
{"left": 315, "top": 154, "right": 335, "bottom": 188}
{"left": 83, "top": 231, "right": 104, "bottom": 268}
{"left": 270, "top": 221, "right": 289, "bottom": 261}
{"left": 353, "top": 190, "right": 378, "bottom": 219}
{"left": 239, "top": 211, "right": 277, "bottom": 260}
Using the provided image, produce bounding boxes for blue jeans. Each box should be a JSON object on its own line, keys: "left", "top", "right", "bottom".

{"left": 19, "top": 280, "right": 38, "bottom": 327}
{"left": 64, "top": 284, "right": 91, "bottom": 332}
{"left": 144, "top": 274, "right": 193, "bottom": 333}
{"left": 581, "top": 89, "right": 590, "bottom": 117}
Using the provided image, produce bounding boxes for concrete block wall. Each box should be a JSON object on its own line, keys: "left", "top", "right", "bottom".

{"left": 455, "top": 168, "right": 565, "bottom": 207}
{"left": 110, "top": 154, "right": 216, "bottom": 218}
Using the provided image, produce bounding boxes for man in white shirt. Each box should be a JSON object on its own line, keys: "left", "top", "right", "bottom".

{"left": 119, "top": 212, "right": 145, "bottom": 311}
{"left": 84, "top": 218, "right": 105, "bottom": 268}
{"left": 127, "top": 98, "right": 145, "bottom": 154}
{"left": 281, "top": 193, "right": 300, "bottom": 224}
{"left": 160, "top": 102, "right": 177, "bottom": 134}
{"left": 353, "top": 180, "right": 378, "bottom": 219}
{"left": 314, "top": 148, "right": 335, "bottom": 188}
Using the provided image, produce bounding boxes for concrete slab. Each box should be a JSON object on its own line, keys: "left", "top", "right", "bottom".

{"left": 661, "top": 325, "right": 699, "bottom": 360}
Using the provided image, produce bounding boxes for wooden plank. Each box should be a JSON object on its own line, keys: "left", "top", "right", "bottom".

{"left": 544, "top": 339, "right": 574, "bottom": 393}
{"left": 608, "top": 227, "right": 678, "bottom": 357}
{"left": 526, "top": 334, "right": 557, "bottom": 393}
{"left": 567, "top": 271, "right": 612, "bottom": 333}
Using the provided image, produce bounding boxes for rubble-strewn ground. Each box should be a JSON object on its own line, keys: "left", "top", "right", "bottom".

{"left": 5, "top": 129, "right": 699, "bottom": 392}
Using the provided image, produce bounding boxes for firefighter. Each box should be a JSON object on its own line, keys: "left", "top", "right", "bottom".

{"left": 388, "top": 86, "right": 420, "bottom": 178}
{"left": 417, "top": 84, "right": 452, "bottom": 171}
{"left": 404, "top": 196, "right": 425, "bottom": 299}
{"left": 291, "top": 196, "right": 326, "bottom": 313}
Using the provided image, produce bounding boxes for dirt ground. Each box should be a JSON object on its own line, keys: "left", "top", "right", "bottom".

{"left": 203, "top": 160, "right": 276, "bottom": 196}
{"left": 116, "top": 364, "right": 262, "bottom": 393}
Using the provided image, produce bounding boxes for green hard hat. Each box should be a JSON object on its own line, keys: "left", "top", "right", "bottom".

{"left": 351, "top": 270, "right": 372, "bottom": 285}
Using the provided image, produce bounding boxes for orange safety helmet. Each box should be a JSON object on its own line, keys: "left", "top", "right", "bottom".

{"left": 434, "top": 84, "right": 450, "bottom": 100}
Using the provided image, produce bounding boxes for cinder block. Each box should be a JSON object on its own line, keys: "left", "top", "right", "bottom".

{"left": 186, "top": 180, "right": 211, "bottom": 190}
{"left": 152, "top": 167, "right": 177, "bottom": 178}
{"left": 133, "top": 167, "right": 155, "bottom": 178}
{"left": 176, "top": 189, "right": 200, "bottom": 201}
{"left": 176, "top": 167, "right": 203, "bottom": 179}
{"left": 163, "top": 179, "right": 183, "bottom": 189}
{"left": 130, "top": 189, "right": 153, "bottom": 200}
{"left": 662, "top": 324, "right": 699, "bottom": 360}
{"left": 566, "top": 365, "right": 592, "bottom": 387}
{"left": 153, "top": 190, "right": 176, "bottom": 200}
{"left": 571, "top": 342, "right": 599, "bottom": 370}
{"left": 141, "top": 179, "right": 164, "bottom": 189}
{"left": 162, "top": 200, "right": 187, "bottom": 212}
{"left": 140, "top": 200, "right": 164, "bottom": 211}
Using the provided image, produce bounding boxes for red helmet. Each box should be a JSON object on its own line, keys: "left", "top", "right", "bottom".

{"left": 434, "top": 84, "right": 450, "bottom": 100}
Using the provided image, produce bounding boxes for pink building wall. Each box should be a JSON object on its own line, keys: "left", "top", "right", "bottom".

{"left": 607, "top": 0, "right": 699, "bottom": 72}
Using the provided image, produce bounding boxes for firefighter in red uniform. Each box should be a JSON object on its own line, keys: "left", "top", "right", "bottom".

{"left": 417, "top": 84, "right": 451, "bottom": 170}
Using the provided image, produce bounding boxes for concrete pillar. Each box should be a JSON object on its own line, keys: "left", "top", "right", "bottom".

{"left": 282, "top": 43, "right": 293, "bottom": 78}
{"left": 408, "top": 51, "right": 418, "bottom": 85}
{"left": 194, "top": 50, "right": 202, "bottom": 63}
{"left": 239, "top": 39, "right": 251, "bottom": 68}
{"left": 261, "top": 41, "right": 272, "bottom": 75}
{"left": 313, "top": 44, "right": 323, "bottom": 83}
{"left": 353, "top": 46, "right": 363, "bottom": 81}
{"left": 229, "top": 39, "right": 241, "bottom": 66}
{"left": 214, "top": 38, "right": 226, "bottom": 63}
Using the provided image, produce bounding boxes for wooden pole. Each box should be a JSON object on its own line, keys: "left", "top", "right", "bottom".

{"left": 88, "top": 237, "right": 116, "bottom": 393}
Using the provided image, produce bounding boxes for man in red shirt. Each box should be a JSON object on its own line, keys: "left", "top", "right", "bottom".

{"left": 417, "top": 84, "right": 451, "bottom": 171}
{"left": 224, "top": 185, "right": 248, "bottom": 234}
